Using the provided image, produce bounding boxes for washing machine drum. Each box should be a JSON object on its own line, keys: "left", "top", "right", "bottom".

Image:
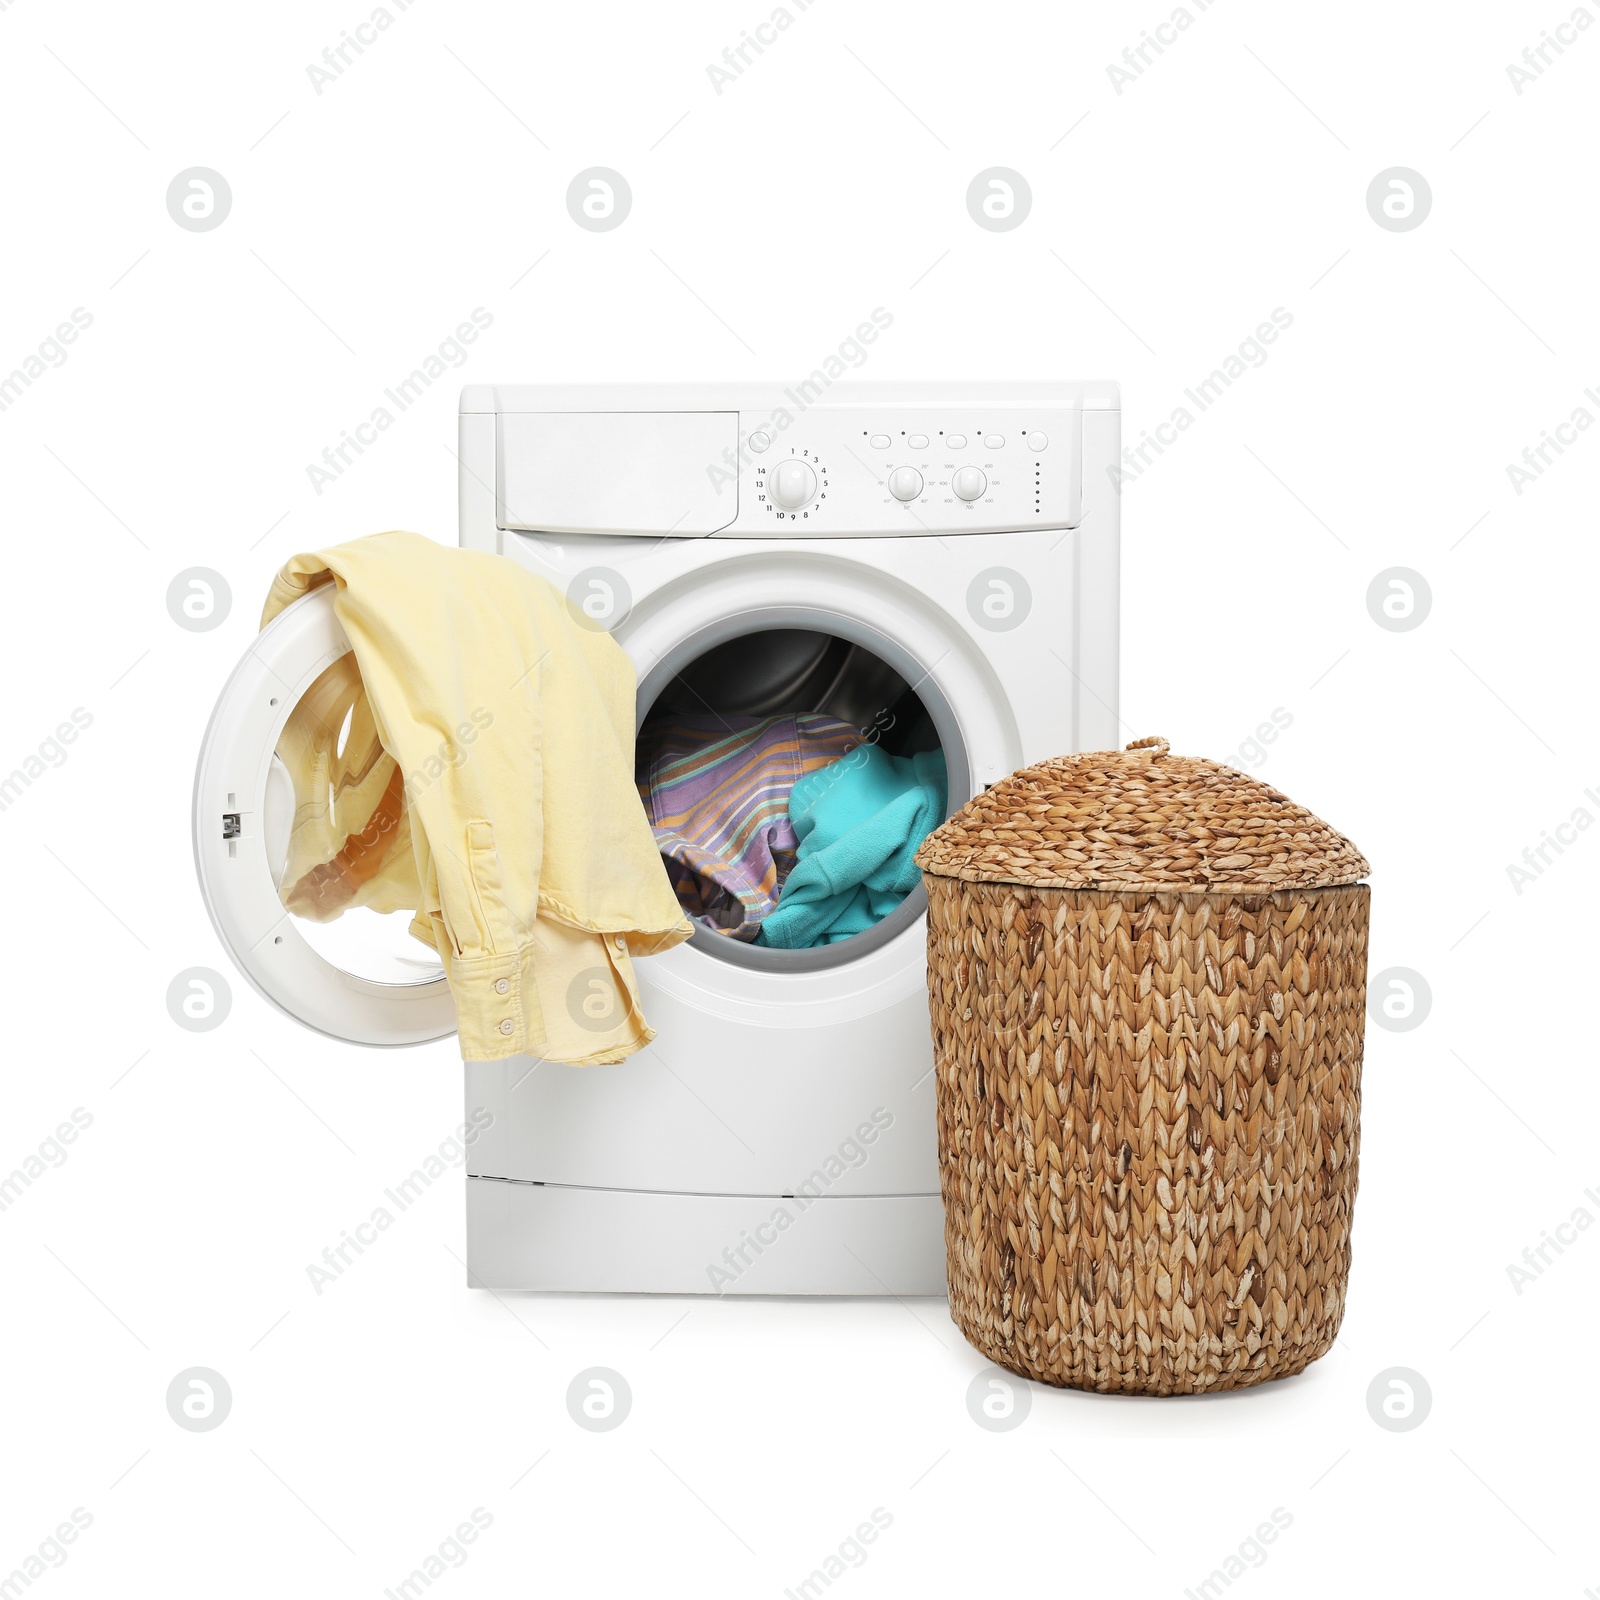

{"left": 651, "top": 629, "right": 912, "bottom": 731}
{"left": 635, "top": 620, "right": 960, "bottom": 973}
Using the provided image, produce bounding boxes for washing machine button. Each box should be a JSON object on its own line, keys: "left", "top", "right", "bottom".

{"left": 946, "top": 433, "right": 967, "bottom": 449}
{"left": 1026, "top": 431, "right": 1048, "bottom": 451}
{"left": 984, "top": 433, "right": 1005, "bottom": 449}
{"left": 953, "top": 466, "right": 987, "bottom": 502}
{"left": 870, "top": 434, "right": 892, "bottom": 448}
{"left": 749, "top": 431, "right": 771, "bottom": 453}
{"left": 768, "top": 458, "right": 818, "bottom": 509}
{"left": 908, "top": 433, "right": 929, "bottom": 449}
{"left": 888, "top": 467, "right": 923, "bottom": 501}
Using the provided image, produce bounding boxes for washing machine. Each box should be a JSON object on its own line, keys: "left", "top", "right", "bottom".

{"left": 193, "top": 380, "right": 1119, "bottom": 1296}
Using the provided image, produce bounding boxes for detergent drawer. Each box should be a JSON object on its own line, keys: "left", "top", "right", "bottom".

{"left": 496, "top": 411, "right": 740, "bottom": 536}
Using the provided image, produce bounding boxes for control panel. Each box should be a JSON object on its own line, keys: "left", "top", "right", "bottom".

{"left": 729, "top": 407, "right": 1080, "bottom": 537}
{"left": 475, "top": 384, "right": 1109, "bottom": 540}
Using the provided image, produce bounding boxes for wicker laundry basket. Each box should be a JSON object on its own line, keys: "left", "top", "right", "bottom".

{"left": 915, "top": 736, "right": 1370, "bottom": 1395}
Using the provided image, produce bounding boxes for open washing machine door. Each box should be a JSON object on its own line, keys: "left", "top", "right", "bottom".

{"left": 192, "top": 586, "right": 457, "bottom": 1047}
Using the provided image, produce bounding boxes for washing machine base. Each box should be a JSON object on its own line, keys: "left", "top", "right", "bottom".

{"left": 465, "top": 1177, "right": 948, "bottom": 1296}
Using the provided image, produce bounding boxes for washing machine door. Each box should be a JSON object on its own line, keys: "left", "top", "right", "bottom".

{"left": 192, "top": 586, "right": 457, "bottom": 1046}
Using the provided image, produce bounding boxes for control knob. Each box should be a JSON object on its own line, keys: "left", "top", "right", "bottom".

{"left": 768, "top": 459, "right": 818, "bottom": 510}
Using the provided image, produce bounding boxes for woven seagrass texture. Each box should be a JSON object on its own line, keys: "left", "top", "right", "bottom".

{"left": 926, "top": 878, "right": 1369, "bottom": 1395}
{"left": 914, "top": 736, "right": 1370, "bottom": 894}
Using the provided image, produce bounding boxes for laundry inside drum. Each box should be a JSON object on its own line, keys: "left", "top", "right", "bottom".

{"left": 636, "top": 628, "right": 953, "bottom": 963}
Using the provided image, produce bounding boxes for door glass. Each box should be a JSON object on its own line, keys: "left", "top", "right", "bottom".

{"left": 268, "top": 654, "right": 444, "bottom": 986}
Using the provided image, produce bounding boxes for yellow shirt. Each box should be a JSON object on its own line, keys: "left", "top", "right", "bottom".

{"left": 262, "top": 531, "right": 691, "bottom": 1063}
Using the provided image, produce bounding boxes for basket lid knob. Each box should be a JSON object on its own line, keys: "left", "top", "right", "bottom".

{"left": 1125, "top": 735, "right": 1170, "bottom": 758}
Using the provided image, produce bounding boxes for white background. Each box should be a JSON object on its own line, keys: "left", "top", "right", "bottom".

{"left": 2, "top": 1, "right": 1596, "bottom": 1595}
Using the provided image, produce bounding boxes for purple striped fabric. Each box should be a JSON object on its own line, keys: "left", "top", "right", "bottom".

{"left": 638, "top": 714, "right": 863, "bottom": 940}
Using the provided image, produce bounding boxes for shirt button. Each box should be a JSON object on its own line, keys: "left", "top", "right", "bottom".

{"left": 614, "top": 936, "right": 626, "bottom": 952}
{"left": 494, "top": 978, "right": 509, "bottom": 994}
{"left": 498, "top": 1019, "right": 514, "bottom": 1036}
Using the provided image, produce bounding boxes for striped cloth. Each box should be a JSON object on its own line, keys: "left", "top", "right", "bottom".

{"left": 638, "top": 714, "right": 863, "bottom": 940}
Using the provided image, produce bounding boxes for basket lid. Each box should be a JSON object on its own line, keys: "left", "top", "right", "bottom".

{"left": 915, "top": 736, "right": 1369, "bottom": 893}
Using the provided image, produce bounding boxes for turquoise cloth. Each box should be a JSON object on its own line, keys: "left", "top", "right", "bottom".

{"left": 756, "top": 745, "right": 947, "bottom": 949}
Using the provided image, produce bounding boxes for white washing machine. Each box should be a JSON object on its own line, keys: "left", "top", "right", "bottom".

{"left": 194, "top": 380, "right": 1119, "bottom": 1296}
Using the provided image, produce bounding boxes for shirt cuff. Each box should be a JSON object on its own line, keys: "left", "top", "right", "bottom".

{"left": 442, "top": 944, "right": 547, "bottom": 1062}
